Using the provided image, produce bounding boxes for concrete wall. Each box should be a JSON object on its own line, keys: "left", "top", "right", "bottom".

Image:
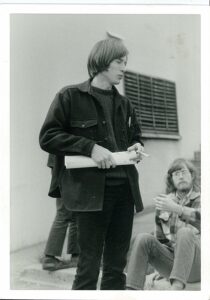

{"left": 10, "top": 14, "right": 200, "bottom": 251}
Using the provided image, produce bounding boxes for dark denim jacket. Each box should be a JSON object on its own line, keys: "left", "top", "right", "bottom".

{"left": 39, "top": 80, "right": 144, "bottom": 212}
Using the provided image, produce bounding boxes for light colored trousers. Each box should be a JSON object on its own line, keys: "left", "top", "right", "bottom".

{"left": 44, "top": 198, "right": 79, "bottom": 257}
{"left": 126, "top": 227, "right": 200, "bottom": 290}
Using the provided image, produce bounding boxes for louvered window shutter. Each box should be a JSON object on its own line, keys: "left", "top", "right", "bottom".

{"left": 124, "top": 71, "right": 179, "bottom": 136}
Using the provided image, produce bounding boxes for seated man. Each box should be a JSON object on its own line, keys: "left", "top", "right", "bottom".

{"left": 126, "top": 158, "right": 200, "bottom": 290}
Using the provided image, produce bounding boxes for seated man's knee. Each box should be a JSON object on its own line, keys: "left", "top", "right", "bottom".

{"left": 134, "top": 233, "right": 155, "bottom": 249}
{"left": 176, "top": 227, "right": 194, "bottom": 241}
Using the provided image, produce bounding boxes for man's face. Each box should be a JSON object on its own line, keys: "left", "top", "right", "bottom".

{"left": 102, "top": 56, "right": 127, "bottom": 86}
{"left": 171, "top": 165, "right": 193, "bottom": 193}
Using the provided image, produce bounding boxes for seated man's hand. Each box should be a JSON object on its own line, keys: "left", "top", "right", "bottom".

{"left": 154, "top": 194, "right": 181, "bottom": 214}
{"left": 91, "top": 144, "right": 116, "bottom": 169}
{"left": 127, "top": 143, "right": 144, "bottom": 163}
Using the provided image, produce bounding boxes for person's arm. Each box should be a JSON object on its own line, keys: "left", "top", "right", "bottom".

{"left": 39, "top": 90, "right": 96, "bottom": 156}
{"left": 179, "top": 204, "right": 200, "bottom": 232}
{"left": 155, "top": 194, "right": 201, "bottom": 232}
{"left": 47, "top": 153, "right": 56, "bottom": 168}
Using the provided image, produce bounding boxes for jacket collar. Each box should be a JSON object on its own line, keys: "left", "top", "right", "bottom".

{"left": 77, "top": 78, "right": 122, "bottom": 109}
{"left": 76, "top": 79, "right": 92, "bottom": 94}
{"left": 189, "top": 190, "right": 200, "bottom": 200}
{"left": 77, "top": 78, "right": 121, "bottom": 97}
{"left": 174, "top": 189, "right": 200, "bottom": 205}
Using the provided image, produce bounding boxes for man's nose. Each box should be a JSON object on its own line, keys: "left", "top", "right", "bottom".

{"left": 121, "top": 65, "right": 126, "bottom": 72}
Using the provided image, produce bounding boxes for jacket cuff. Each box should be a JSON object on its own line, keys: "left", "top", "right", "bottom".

{"left": 130, "top": 140, "right": 144, "bottom": 147}
{"left": 83, "top": 140, "right": 96, "bottom": 157}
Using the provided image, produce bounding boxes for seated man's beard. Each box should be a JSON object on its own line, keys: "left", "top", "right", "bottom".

{"left": 177, "top": 181, "right": 192, "bottom": 193}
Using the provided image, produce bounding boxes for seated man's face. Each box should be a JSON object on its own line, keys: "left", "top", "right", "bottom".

{"left": 172, "top": 165, "right": 193, "bottom": 192}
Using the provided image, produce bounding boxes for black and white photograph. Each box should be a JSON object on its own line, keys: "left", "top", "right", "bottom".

{"left": 0, "top": 3, "right": 210, "bottom": 300}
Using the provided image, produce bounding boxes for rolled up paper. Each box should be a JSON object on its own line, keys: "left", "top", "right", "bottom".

{"left": 65, "top": 150, "right": 143, "bottom": 169}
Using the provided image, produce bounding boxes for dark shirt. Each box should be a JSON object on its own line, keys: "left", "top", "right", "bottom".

{"left": 91, "top": 85, "right": 127, "bottom": 185}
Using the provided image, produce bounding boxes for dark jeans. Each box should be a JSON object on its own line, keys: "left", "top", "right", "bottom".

{"left": 44, "top": 197, "right": 80, "bottom": 257}
{"left": 72, "top": 182, "right": 134, "bottom": 290}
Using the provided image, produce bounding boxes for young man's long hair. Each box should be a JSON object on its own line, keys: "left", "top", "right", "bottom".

{"left": 165, "top": 158, "right": 200, "bottom": 194}
{"left": 87, "top": 36, "right": 129, "bottom": 79}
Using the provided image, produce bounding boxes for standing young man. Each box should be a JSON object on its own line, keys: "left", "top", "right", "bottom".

{"left": 39, "top": 35, "right": 144, "bottom": 290}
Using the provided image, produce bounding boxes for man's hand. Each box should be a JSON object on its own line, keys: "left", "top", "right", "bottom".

{"left": 127, "top": 143, "right": 144, "bottom": 163}
{"left": 91, "top": 144, "right": 116, "bottom": 169}
{"left": 154, "top": 194, "right": 181, "bottom": 214}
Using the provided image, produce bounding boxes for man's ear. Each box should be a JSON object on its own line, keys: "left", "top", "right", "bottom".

{"left": 191, "top": 172, "right": 195, "bottom": 180}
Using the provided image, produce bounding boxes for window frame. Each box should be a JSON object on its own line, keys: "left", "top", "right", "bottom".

{"left": 124, "top": 70, "right": 181, "bottom": 140}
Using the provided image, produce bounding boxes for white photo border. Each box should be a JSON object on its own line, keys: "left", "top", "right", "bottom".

{"left": 0, "top": 3, "right": 210, "bottom": 300}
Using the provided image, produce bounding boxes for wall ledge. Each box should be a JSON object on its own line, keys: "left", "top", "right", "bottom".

{"left": 141, "top": 133, "right": 181, "bottom": 140}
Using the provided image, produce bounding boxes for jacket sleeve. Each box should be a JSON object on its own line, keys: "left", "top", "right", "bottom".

{"left": 47, "top": 153, "right": 55, "bottom": 168}
{"left": 39, "top": 90, "right": 96, "bottom": 156}
{"left": 127, "top": 101, "right": 144, "bottom": 147}
{"left": 179, "top": 197, "right": 201, "bottom": 232}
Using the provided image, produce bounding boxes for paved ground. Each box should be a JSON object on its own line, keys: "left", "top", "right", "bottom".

{"left": 10, "top": 210, "right": 154, "bottom": 290}
{"left": 10, "top": 209, "right": 200, "bottom": 291}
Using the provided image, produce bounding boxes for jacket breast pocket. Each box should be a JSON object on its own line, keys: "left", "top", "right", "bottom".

{"left": 70, "top": 119, "right": 98, "bottom": 139}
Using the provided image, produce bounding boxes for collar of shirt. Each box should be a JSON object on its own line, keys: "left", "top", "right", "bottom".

{"left": 175, "top": 189, "right": 200, "bottom": 206}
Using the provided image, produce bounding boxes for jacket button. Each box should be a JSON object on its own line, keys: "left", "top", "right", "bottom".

{"left": 102, "top": 120, "right": 106, "bottom": 125}
{"left": 82, "top": 124, "right": 85, "bottom": 128}
{"left": 104, "top": 137, "right": 108, "bottom": 141}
